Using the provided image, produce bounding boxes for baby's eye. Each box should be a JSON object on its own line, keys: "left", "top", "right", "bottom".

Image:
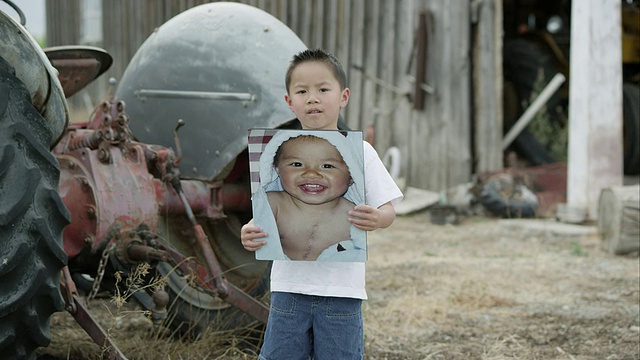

{"left": 322, "top": 164, "right": 335, "bottom": 169}
{"left": 296, "top": 90, "right": 306, "bottom": 94}
{"left": 319, "top": 88, "right": 329, "bottom": 93}
{"left": 290, "top": 162, "right": 303, "bottom": 167}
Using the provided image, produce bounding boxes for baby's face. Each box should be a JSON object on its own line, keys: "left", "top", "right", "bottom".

{"left": 276, "top": 137, "right": 351, "bottom": 205}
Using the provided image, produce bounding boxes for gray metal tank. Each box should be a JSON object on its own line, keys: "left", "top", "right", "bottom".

{"left": 115, "top": 2, "right": 306, "bottom": 180}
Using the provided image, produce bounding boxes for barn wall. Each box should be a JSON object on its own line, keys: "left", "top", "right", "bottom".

{"left": 46, "top": 0, "right": 502, "bottom": 191}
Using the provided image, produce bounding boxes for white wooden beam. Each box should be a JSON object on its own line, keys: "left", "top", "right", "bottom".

{"left": 560, "top": 0, "right": 624, "bottom": 222}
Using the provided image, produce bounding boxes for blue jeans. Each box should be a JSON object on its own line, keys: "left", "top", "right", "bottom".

{"left": 259, "top": 292, "right": 363, "bottom": 360}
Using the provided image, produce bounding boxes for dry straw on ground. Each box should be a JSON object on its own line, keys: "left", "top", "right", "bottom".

{"left": 38, "top": 212, "right": 640, "bottom": 360}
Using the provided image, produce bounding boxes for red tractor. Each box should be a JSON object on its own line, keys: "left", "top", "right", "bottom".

{"left": 0, "top": 3, "right": 305, "bottom": 359}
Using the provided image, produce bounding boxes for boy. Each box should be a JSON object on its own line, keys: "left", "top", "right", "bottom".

{"left": 255, "top": 131, "right": 366, "bottom": 262}
{"left": 241, "top": 49, "right": 403, "bottom": 359}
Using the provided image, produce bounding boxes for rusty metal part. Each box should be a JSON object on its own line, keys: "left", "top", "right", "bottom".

{"left": 56, "top": 154, "right": 98, "bottom": 258}
{"left": 55, "top": 140, "right": 159, "bottom": 259}
{"left": 61, "top": 266, "right": 78, "bottom": 314}
{"left": 50, "top": 92, "right": 267, "bottom": 344}
{"left": 169, "top": 175, "right": 269, "bottom": 323}
{"left": 67, "top": 129, "right": 103, "bottom": 151}
{"left": 173, "top": 119, "right": 185, "bottom": 166}
{"left": 84, "top": 215, "right": 172, "bottom": 266}
{"left": 192, "top": 224, "right": 228, "bottom": 296}
{"left": 217, "top": 183, "right": 253, "bottom": 213}
{"left": 151, "top": 290, "right": 169, "bottom": 326}
{"left": 160, "top": 242, "right": 269, "bottom": 323}
{"left": 223, "top": 279, "right": 270, "bottom": 323}
{"left": 155, "top": 180, "right": 251, "bottom": 220}
{"left": 127, "top": 244, "right": 170, "bottom": 263}
{"left": 54, "top": 98, "right": 155, "bottom": 262}
{"left": 60, "top": 278, "right": 129, "bottom": 360}
{"left": 44, "top": 46, "right": 113, "bottom": 98}
{"left": 87, "top": 244, "right": 114, "bottom": 303}
{"left": 156, "top": 180, "right": 219, "bottom": 217}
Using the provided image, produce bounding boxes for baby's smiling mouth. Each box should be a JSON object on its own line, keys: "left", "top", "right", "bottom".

{"left": 299, "top": 184, "right": 327, "bottom": 193}
{"left": 307, "top": 108, "right": 322, "bottom": 114}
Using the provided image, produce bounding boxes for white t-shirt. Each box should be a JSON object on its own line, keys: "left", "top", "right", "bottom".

{"left": 269, "top": 141, "right": 403, "bottom": 299}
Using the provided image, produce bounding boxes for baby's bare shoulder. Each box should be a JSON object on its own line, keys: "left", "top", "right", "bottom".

{"left": 266, "top": 191, "right": 286, "bottom": 202}
{"left": 266, "top": 191, "right": 288, "bottom": 216}
{"left": 337, "top": 197, "right": 356, "bottom": 212}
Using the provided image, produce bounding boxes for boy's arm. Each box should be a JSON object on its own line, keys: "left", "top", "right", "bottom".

{"left": 348, "top": 201, "right": 396, "bottom": 231}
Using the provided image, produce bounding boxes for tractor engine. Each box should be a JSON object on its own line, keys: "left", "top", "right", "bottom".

{"left": 50, "top": 93, "right": 272, "bottom": 344}
{"left": 52, "top": 98, "right": 233, "bottom": 270}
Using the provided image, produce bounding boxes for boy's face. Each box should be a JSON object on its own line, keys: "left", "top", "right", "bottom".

{"left": 285, "top": 61, "right": 350, "bottom": 130}
{"left": 275, "top": 137, "right": 351, "bottom": 205}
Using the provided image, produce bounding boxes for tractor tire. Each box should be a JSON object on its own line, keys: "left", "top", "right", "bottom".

{"left": 0, "top": 58, "right": 70, "bottom": 359}
{"left": 623, "top": 83, "right": 640, "bottom": 175}
{"left": 152, "top": 211, "right": 270, "bottom": 340}
{"left": 503, "top": 37, "right": 564, "bottom": 165}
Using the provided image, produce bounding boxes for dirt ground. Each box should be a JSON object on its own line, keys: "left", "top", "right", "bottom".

{"left": 37, "top": 211, "right": 639, "bottom": 360}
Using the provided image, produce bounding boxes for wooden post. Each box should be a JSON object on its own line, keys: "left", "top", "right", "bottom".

{"left": 560, "top": 0, "right": 624, "bottom": 222}
{"left": 598, "top": 185, "right": 640, "bottom": 255}
{"left": 473, "top": 0, "right": 503, "bottom": 174}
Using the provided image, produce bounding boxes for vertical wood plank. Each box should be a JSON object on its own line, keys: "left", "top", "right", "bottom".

{"left": 429, "top": 0, "right": 447, "bottom": 188}
{"left": 300, "top": 0, "right": 312, "bottom": 45}
{"left": 451, "top": 1, "right": 472, "bottom": 186}
{"left": 376, "top": 0, "right": 396, "bottom": 152}
{"left": 312, "top": 0, "right": 324, "bottom": 48}
{"left": 407, "top": 0, "right": 472, "bottom": 190}
{"left": 346, "top": 0, "right": 365, "bottom": 130}
{"left": 276, "top": 0, "right": 287, "bottom": 23}
{"left": 335, "top": 0, "right": 350, "bottom": 80}
{"left": 361, "top": 0, "right": 380, "bottom": 134}
{"left": 392, "top": 0, "right": 414, "bottom": 184}
{"left": 324, "top": 0, "right": 337, "bottom": 52}
{"left": 408, "top": 0, "right": 430, "bottom": 187}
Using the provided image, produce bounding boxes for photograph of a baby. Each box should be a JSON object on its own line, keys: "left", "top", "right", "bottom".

{"left": 248, "top": 129, "right": 366, "bottom": 262}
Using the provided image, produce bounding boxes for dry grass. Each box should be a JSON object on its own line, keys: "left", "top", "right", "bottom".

{"left": 39, "top": 212, "right": 640, "bottom": 360}
{"left": 42, "top": 299, "right": 266, "bottom": 360}
{"left": 40, "top": 261, "right": 265, "bottom": 360}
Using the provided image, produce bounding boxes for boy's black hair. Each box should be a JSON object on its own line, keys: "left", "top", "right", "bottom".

{"left": 285, "top": 48, "right": 347, "bottom": 92}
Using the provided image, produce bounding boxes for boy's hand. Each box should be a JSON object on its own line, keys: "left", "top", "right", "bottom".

{"left": 348, "top": 202, "right": 396, "bottom": 231}
{"left": 241, "top": 222, "right": 268, "bottom": 251}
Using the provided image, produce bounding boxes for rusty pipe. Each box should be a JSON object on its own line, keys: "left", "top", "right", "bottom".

{"left": 59, "top": 275, "right": 129, "bottom": 360}
{"left": 157, "top": 180, "right": 251, "bottom": 218}
{"left": 127, "top": 244, "right": 170, "bottom": 263}
{"left": 173, "top": 185, "right": 229, "bottom": 297}
{"left": 218, "top": 183, "right": 252, "bottom": 212}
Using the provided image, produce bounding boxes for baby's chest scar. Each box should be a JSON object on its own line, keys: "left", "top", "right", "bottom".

{"left": 281, "top": 223, "right": 349, "bottom": 244}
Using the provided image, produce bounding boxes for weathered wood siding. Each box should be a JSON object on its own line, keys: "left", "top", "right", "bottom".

{"left": 46, "top": 0, "right": 502, "bottom": 191}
